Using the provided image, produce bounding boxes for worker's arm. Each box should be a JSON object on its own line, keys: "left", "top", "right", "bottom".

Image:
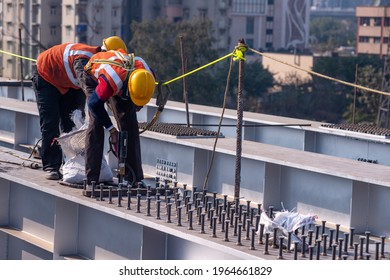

{"left": 87, "top": 75, "right": 115, "bottom": 130}
{"left": 73, "top": 58, "right": 98, "bottom": 95}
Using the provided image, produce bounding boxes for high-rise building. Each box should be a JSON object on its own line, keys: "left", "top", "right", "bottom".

{"left": 356, "top": 5, "right": 390, "bottom": 56}
{"left": 0, "top": 0, "right": 311, "bottom": 79}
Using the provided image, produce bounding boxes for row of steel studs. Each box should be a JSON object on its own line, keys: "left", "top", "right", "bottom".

{"left": 85, "top": 179, "right": 388, "bottom": 260}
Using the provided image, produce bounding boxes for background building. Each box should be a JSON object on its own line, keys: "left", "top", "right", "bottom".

{"left": 356, "top": 5, "right": 390, "bottom": 56}
{"left": 0, "top": 0, "right": 311, "bottom": 79}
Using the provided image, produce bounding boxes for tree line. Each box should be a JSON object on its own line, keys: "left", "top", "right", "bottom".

{"left": 129, "top": 18, "right": 384, "bottom": 125}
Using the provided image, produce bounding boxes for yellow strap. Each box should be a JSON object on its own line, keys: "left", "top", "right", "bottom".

{"left": 85, "top": 52, "right": 135, "bottom": 72}
{"left": 249, "top": 47, "right": 390, "bottom": 97}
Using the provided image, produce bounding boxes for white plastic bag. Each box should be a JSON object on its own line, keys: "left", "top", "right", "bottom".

{"left": 62, "top": 154, "right": 113, "bottom": 184}
{"left": 57, "top": 109, "right": 113, "bottom": 184}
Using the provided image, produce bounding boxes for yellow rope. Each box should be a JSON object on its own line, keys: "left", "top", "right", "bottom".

{"left": 2, "top": 46, "right": 389, "bottom": 98}
{"left": 249, "top": 47, "right": 390, "bottom": 97}
{"left": 0, "top": 49, "right": 37, "bottom": 62}
{"left": 161, "top": 52, "right": 235, "bottom": 85}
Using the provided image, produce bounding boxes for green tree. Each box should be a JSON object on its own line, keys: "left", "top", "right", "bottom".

{"left": 311, "top": 56, "right": 383, "bottom": 123}
{"left": 216, "top": 59, "right": 274, "bottom": 112}
{"left": 129, "top": 18, "right": 222, "bottom": 106}
{"left": 343, "top": 65, "right": 382, "bottom": 124}
{"left": 310, "top": 17, "right": 356, "bottom": 53}
{"left": 129, "top": 18, "right": 275, "bottom": 109}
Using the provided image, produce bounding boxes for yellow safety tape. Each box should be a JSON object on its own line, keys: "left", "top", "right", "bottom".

{"left": 3, "top": 46, "right": 388, "bottom": 98}
{"left": 161, "top": 52, "right": 235, "bottom": 85}
{"left": 0, "top": 49, "right": 37, "bottom": 62}
{"left": 249, "top": 47, "right": 390, "bottom": 97}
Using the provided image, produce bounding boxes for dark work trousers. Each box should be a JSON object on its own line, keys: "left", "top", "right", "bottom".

{"left": 85, "top": 93, "right": 144, "bottom": 185}
{"left": 31, "top": 69, "right": 86, "bottom": 172}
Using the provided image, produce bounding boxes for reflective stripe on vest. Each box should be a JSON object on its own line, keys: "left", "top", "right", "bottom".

{"left": 63, "top": 44, "right": 94, "bottom": 87}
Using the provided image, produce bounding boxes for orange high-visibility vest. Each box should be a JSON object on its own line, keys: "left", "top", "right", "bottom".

{"left": 37, "top": 43, "right": 100, "bottom": 94}
{"left": 85, "top": 49, "right": 150, "bottom": 97}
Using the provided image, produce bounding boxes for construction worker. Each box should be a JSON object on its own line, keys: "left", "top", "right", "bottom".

{"left": 83, "top": 47, "right": 155, "bottom": 187}
{"left": 31, "top": 36, "right": 127, "bottom": 180}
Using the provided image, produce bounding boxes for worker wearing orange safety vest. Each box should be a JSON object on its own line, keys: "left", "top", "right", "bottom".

{"left": 83, "top": 47, "right": 155, "bottom": 186}
{"left": 31, "top": 37, "right": 125, "bottom": 180}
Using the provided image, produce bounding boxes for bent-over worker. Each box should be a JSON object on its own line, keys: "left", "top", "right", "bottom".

{"left": 83, "top": 46, "right": 155, "bottom": 186}
{"left": 31, "top": 36, "right": 127, "bottom": 180}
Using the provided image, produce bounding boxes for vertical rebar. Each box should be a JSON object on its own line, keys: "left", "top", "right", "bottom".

{"left": 287, "top": 231, "right": 292, "bottom": 253}
{"left": 332, "top": 244, "right": 337, "bottom": 260}
{"left": 91, "top": 181, "right": 96, "bottom": 198}
{"left": 335, "top": 224, "right": 340, "bottom": 244}
{"left": 354, "top": 243, "right": 359, "bottom": 260}
{"left": 166, "top": 203, "right": 172, "bottom": 223}
{"left": 380, "top": 236, "right": 386, "bottom": 258}
{"left": 177, "top": 206, "right": 182, "bottom": 226}
{"left": 230, "top": 208, "right": 235, "bottom": 227}
{"left": 156, "top": 200, "right": 161, "bottom": 220}
{"left": 221, "top": 211, "right": 226, "bottom": 232}
{"left": 200, "top": 213, "right": 205, "bottom": 233}
{"left": 212, "top": 216, "right": 217, "bottom": 238}
{"left": 236, "top": 224, "right": 242, "bottom": 246}
{"left": 316, "top": 240, "right": 321, "bottom": 260}
{"left": 255, "top": 214, "right": 260, "bottom": 232}
{"left": 224, "top": 220, "right": 230, "bottom": 241}
{"left": 250, "top": 208, "right": 255, "bottom": 226}
{"left": 108, "top": 186, "right": 113, "bottom": 204}
{"left": 321, "top": 220, "right": 326, "bottom": 236}
{"left": 146, "top": 197, "right": 151, "bottom": 216}
{"left": 209, "top": 209, "right": 214, "bottom": 229}
{"left": 315, "top": 224, "right": 321, "bottom": 241}
{"left": 338, "top": 238, "right": 344, "bottom": 260}
{"left": 375, "top": 241, "right": 380, "bottom": 260}
{"left": 301, "top": 235, "right": 307, "bottom": 258}
{"left": 251, "top": 228, "right": 256, "bottom": 250}
{"left": 234, "top": 39, "right": 246, "bottom": 200}
{"left": 268, "top": 206, "right": 274, "bottom": 219}
{"left": 294, "top": 241, "right": 299, "bottom": 260}
{"left": 179, "top": 35, "right": 190, "bottom": 127}
{"left": 278, "top": 236, "right": 284, "bottom": 259}
{"left": 308, "top": 230, "right": 314, "bottom": 246}
{"left": 322, "top": 234, "right": 328, "bottom": 256}
{"left": 264, "top": 232, "right": 270, "bottom": 255}
{"left": 273, "top": 228, "right": 278, "bottom": 248}
{"left": 309, "top": 246, "right": 314, "bottom": 260}
{"left": 328, "top": 229, "right": 334, "bottom": 250}
{"left": 349, "top": 227, "right": 355, "bottom": 249}
{"left": 117, "top": 184, "right": 122, "bottom": 207}
{"left": 259, "top": 223, "right": 265, "bottom": 244}
{"left": 344, "top": 233, "right": 349, "bottom": 254}
{"left": 242, "top": 210, "right": 246, "bottom": 226}
{"left": 98, "top": 183, "right": 104, "bottom": 201}
{"left": 188, "top": 209, "right": 193, "bottom": 230}
{"left": 234, "top": 215, "right": 239, "bottom": 236}
{"left": 136, "top": 194, "right": 141, "bottom": 213}
{"left": 365, "top": 231, "right": 370, "bottom": 254}
{"left": 359, "top": 236, "right": 365, "bottom": 259}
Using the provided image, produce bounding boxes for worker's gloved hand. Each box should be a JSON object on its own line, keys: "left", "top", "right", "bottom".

{"left": 109, "top": 127, "right": 119, "bottom": 157}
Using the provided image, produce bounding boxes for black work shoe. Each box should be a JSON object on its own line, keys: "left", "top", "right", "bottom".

{"left": 45, "top": 170, "right": 62, "bottom": 180}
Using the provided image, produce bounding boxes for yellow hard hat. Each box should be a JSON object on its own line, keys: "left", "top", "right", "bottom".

{"left": 102, "top": 36, "right": 127, "bottom": 52}
{"left": 128, "top": 69, "right": 156, "bottom": 106}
